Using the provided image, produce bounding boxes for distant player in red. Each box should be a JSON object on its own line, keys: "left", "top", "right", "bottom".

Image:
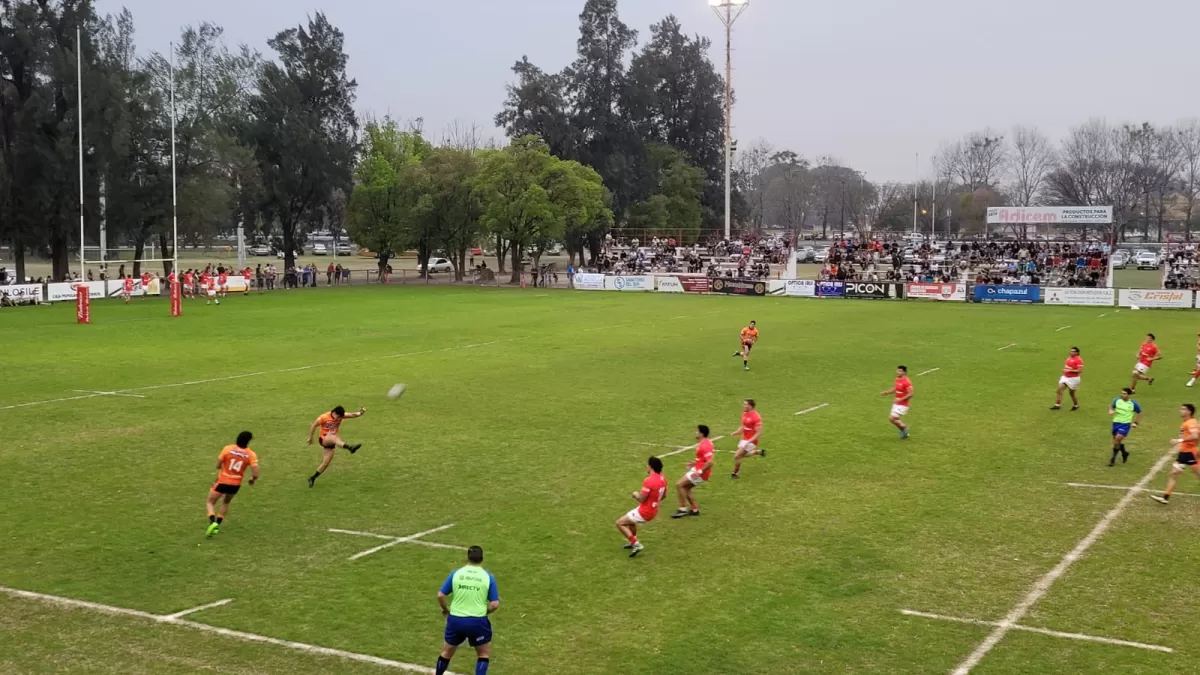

{"left": 242, "top": 267, "right": 252, "bottom": 295}
{"left": 218, "top": 271, "right": 230, "bottom": 298}
{"left": 140, "top": 271, "right": 152, "bottom": 289}
{"left": 672, "top": 425, "right": 714, "bottom": 518}
{"left": 881, "top": 365, "right": 913, "bottom": 439}
{"left": 121, "top": 276, "right": 134, "bottom": 303}
{"left": 1131, "top": 333, "right": 1160, "bottom": 391}
{"left": 183, "top": 270, "right": 194, "bottom": 297}
{"left": 1187, "top": 334, "right": 1200, "bottom": 387}
{"left": 1051, "top": 347, "right": 1084, "bottom": 411}
{"left": 205, "top": 431, "right": 259, "bottom": 537}
{"left": 730, "top": 399, "right": 765, "bottom": 478}
{"left": 615, "top": 456, "right": 667, "bottom": 558}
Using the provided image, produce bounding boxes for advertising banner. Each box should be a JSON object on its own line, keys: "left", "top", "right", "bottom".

{"left": 573, "top": 273, "right": 605, "bottom": 290}
{"left": 678, "top": 277, "right": 710, "bottom": 293}
{"left": 905, "top": 283, "right": 966, "bottom": 302}
{"left": 76, "top": 285, "right": 90, "bottom": 324}
{"left": 605, "top": 276, "right": 651, "bottom": 291}
{"left": 816, "top": 281, "right": 845, "bottom": 297}
{"left": 709, "top": 278, "right": 767, "bottom": 296}
{"left": 106, "top": 279, "right": 145, "bottom": 297}
{"left": 844, "top": 282, "right": 893, "bottom": 299}
{"left": 1118, "top": 288, "right": 1193, "bottom": 309}
{"left": 0, "top": 284, "right": 43, "bottom": 304}
{"left": 46, "top": 281, "right": 105, "bottom": 302}
{"left": 973, "top": 284, "right": 1041, "bottom": 303}
{"left": 1044, "top": 287, "right": 1115, "bottom": 307}
{"left": 785, "top": 280, "right": 816, "bottom": 297}
{"left": 987, "top": 206, "right": 1113, "bottom": 224}
{"left": 656, "top": 276, "right": 683, "bottom": 293}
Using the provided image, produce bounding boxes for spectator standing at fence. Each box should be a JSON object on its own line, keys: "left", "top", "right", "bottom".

{"left": 567, "top": 264, "right": 575, "bottom": 288}
{"left": 327, "top": 262, "right": 335, "bottom": 285}
{"left": 435, "top": 546, "right": 499, "bottom": 675}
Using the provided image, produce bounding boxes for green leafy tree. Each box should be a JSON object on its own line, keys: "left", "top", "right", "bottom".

{"left": 627, "top": 144, "right": 703, "bottom": 241}
{"left": 477, "top": 136, "right": 562, "bottom": 283}
{"left": 420, "top": 147, "right": 483, "bottom": 281}
{"left": 246, "top": 13, "right": 356, "bottom": 271}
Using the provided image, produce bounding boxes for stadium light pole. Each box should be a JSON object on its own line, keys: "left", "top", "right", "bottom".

{"left": 710, "top": 0, "right": 748, "bottom": 241}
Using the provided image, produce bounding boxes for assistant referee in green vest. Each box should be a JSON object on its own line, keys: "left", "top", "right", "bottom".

{"left": 436, "top": 545, "right": 499, "bottom": 675}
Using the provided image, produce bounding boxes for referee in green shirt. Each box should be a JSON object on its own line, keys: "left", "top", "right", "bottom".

{"left": 436, "top": 546, "right": 499, "bottom": 675}
{"left": 1109, "top": 387, "right": 1143, "bottom": 466}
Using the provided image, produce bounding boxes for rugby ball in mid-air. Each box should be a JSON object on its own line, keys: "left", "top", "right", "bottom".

{"left": 387, "top": 384, "right": 407, "bottom": 400}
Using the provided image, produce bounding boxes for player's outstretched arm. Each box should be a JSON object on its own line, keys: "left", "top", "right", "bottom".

{"left": 346, "top": 407, "right": 366, "bottom": 419}
{"left": 307, "top": 419, "right": 319, "bottom": 444}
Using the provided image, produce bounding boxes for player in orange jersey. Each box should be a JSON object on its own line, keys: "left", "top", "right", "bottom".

{"left": 307, "top": 405, "right": 365, "bottom": 487}
{"left": 732, "top": 321, "right": 758, "bottom": 371}
{"left": 1152, "top": 404, "right": 1200, "bottom": 505}
{"left": 206, "top": 431, "right": 259, "bottom": 537}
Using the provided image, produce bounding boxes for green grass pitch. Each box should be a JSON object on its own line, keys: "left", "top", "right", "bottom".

{"left": 3, "top": 286, "right": 1200, "bottom": 674}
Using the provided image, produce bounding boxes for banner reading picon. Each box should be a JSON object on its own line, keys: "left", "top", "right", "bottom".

{"left": 1044, "top": 287, "right": 1115, "bottom": 307}
{"left": 986, "top": 206, "right": 1113, "bottom": 224}
{"left": 1118, "top": 288, "right": 1193, "bottom": 309}
{"left": 905, "top": 283, "right": 966, "bottom": 302}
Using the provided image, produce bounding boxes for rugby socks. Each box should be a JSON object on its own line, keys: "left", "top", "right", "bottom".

{"left": 208, "top": 514, "right": 216, "bottom": 523}
{"left": 475, "top": 658, "right": 490, "bottom": 675}
{"left": 1110, "top": 447, "right": 1120, "bottom": 465}
{"left": 309, "top": 471, "right": 322, "bottom": 487}
{"left": 216, "top": 516, "right": 223, "bottom": 525}
{"left": 435, "top": 656, "right": 451, "bottom": 675}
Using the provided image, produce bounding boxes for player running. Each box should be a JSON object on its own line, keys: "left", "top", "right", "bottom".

{"left": 1151, "top": 403, "right": 1200, "bottom": 505}
{"left": 183, "top": 269, "right": 195, "bottom": 298}
{"left": 882, "top": 365, "right": 913, "bottom": 439}
{"left": 242, "top": 267, "right": 252, "bottom": 295}
{"left": 1051, "top": 347, "right": 1084, "bottom": 411}
{"left": 672, "top": 425, "right": 715, "bottom": 518}
{"left": 1187, "top": 333, "right": 1200, "bottom": 387}
{"left": 205, "top": 431, "right": 259, "bottom": 537}
{"left": 307, "top": 405, "right": 365, "bottom": 487}
{"left": 121, "top": 276, "right": 134, "bottom": 303}
{"left": 1131, "top": 333, "right": 1160, "bottom": 391}
{"left": 218, "top": 270, "right": 229, "bottom": 298}
{"left": 730, "top": 399, "right": 765, "bottom": 478}
{"left": 615, "top": 456, "right": 667, "bottom": 558}
{"left": 732, "top": 321, "right": 758, "bottom": 371}
{"left": 1108, "top": 388, "right": 1142, "bottom": 466}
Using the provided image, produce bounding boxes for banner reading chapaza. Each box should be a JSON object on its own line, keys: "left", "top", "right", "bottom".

{"left": 709, "top": 278, "right": 767, "bottom": 296}
{"left": 972, "top": 284, "right": 1040, "bottom": 304}
{"left": 844, "top": 282, "right": 893, "bottom": 299}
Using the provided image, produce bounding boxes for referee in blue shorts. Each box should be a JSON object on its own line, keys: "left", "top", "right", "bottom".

{"left": 436, "top": 545, "right": 499, "bottom": 675}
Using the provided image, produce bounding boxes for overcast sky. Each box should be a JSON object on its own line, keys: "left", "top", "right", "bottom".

{"left": 96, "top": 0, "right": 1200, "bottom": 182}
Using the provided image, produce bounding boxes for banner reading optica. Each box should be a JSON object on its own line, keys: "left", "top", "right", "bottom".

{"left": 784, "top": 280, "right": 816, "bottom": 297}
{"left": 972, "top": 285, "right": 1040, "bottom": 304}
{"left": 816, "top": 281, "right": 845, "bottom": 297}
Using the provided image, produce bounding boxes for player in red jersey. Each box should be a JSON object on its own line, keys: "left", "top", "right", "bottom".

{"left": 1051, "top": 347, "right": 1084, "bottom": 411}
{"left": 1130, "top": 333, "right": 1160, "bottom": 391}
{"left": 1187, "top": 334, "right": 1200, "bottom": 387}
{"left": 730, "top": 399, "right": 765, "bottom": 478}
{"left": 242, "top": 267, "right": 252, "bottom": 295}
{"left": 672, "top": 425, "right": 714, "bottom": 518}
{"left": 615, "top": 456, "right": 667, "bottom": 558}
{"left": 140, "top": 271, "right": 152, "bottom": 289}
{"left": 121, "top": 276, "right": 134, "bottom": 303}
{"left": 881, "top": 365, "right": 913, "bottom": 439}
{"left": 183, "top": 269, "right": 195, "bottom": 297}
{"left": 217, "top": 270, "right": 229, "bottom": 298}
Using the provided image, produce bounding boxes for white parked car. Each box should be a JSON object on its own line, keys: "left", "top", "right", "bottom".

{"left": 796, "top": 247, "right": 815, "bottom": 263}
{"left": 812, "top": 249, "right": 829, "bottom": 264}
{"left": 312, "top": 243, "right": 328, "bottom": 256}
{"left": 250, "top": 244, "right": 271, "bottom": 256}
{"left": 1111, "top": 251, "right": 1130, "bottom": 269}
{"left": 1134, "top": 251, "right": 1159, "bottom": 269}
{"left": 422, "top": 257, "right": 453, "bottom": 273}
{"left": 334, "top": 242, "right": 354, "bottom": 256}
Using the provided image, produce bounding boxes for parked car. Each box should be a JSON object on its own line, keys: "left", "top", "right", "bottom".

{"left": 812, "top": 249, "right": 829, "bottom": 264}
{"left": 1111, "top": 250, "right": 1130, "bottom": 269}
{"left": 471, "top": 247, "right": 484, "bottom": 256}
{"left": 796, "top": 247, "right": 815, "bottom": 263}
{"left": 333, "top": 242, "right": 354, "bottom": 255}
{"left": 1134, "top": 251, "right": 1159, "bottom": 269}
{"left": 250, "top": 244, "right": 271, "bottom": 256}
{"left": 312, "top": 243, "right": 328, "bottom": 256}
{"left": 421, "top": 257, "right": 453, "bottom": 273}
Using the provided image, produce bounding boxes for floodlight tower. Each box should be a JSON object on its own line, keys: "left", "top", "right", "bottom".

{"left": 710, "top": 0, "right": 748, "bottom": 241}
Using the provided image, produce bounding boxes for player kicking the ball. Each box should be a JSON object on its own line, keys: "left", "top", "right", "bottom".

{"left": 672, "top": 425, "right": 715, "bottom": 518}
{"left": 882, "top": 365, "right": 913, "bottom": 439}
{"left": 730, "top": 399, "right": 764, "bottom": 478}
{"left": 307, "top": 405, "right": 365, "bottom": 487}
{"left": 1051, "top": 347, "right": 1084, "bottom": 411}
{"left": 616, "top": 456, "right": 667, "bottom": 557}
{"left": 732, "top": 321, "right": 758, "bottom": 371}
{"left": 206, "top": 431, "right": 259, "bottom": 537}
{"left": 1151, "top": 404, "right": 1200, "bottom": 505}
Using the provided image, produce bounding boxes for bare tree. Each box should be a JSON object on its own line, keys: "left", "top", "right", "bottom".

{"left": 1046, "top": 119, "right": 1138, "bottom": 241}
{"left": 441, "top": 120, "right": 490, "bottom": 153}
{"left": 1003, "top": 126, "right": 1056, "bottom": 239}
{"left": 941, "top": 130, "right": 1006, "bottom": 190}
{"left": 1178, "top": 120, "right": 1200, "bottom": 240}
{"left": 733, "top": 139, "right": 774, "bottom": 229}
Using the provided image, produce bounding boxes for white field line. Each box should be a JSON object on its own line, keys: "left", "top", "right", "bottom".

{"left": 794, "top": 403, "right": 830, "bottom": 416}
{"left": 1099, "top": 313, "right": 1108, "bottom": 318}
{"left": 342, "top": 523, "right": 461, "bottom": 561}
{"left": 0, "top": 586, "right": 451, "bottom": 673}
{"left": 161, "top": 598, "right": 234, "bottom": 620}
{"left": 329, "top": 527, "right": 468, "bottom": 551}
{"left": 658, "top": 435, "right": 726, "bottom": 459}
{"left": 71, "top": 389, "right": 146, "bottom": 399}
{"left": 950, "top": 449, "right": 1175, "bottom": 674}
{"left": 900, "top": 610, "right": 1172, "bottom": 654}
{"left": 997, "top": 343, "right": 1018, "bottom": 351}
{"left": 1065, "top": 482, "right": 1200, "bottom": 498}
{"left": 1056, "top": 326, "right": 1072, "bottom": 332}
{"left": 0, "top": 392, "right": 106, "bottom": 411}
{"left": 630, "top": 441, "right": 682, "bottom": 449}
{"left": 916, "top": 368, "right": 940, "bottom": 377}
